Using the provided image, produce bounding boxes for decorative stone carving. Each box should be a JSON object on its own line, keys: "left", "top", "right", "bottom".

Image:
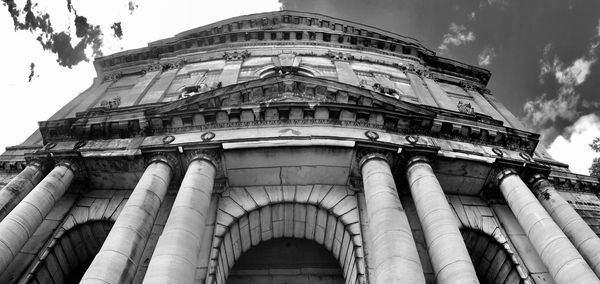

{"left": 277, "top": 53, "right": 296, "bottom": 66}
{"left": 100, "top": 96, "right": 121, "bottom": 109}
{"left": 356, "top": 149, "right": 395, "bottom": 170}
{"left": 223, "top": 50, "right": 250, "bottom": 61}
{"left": 102, "top": 72, "right": 122, "bottom": 82}
{"left": 327, "top": 50, "right": 353, "bottom": 61}
{"left": 457, "top": 101, "right": 475, "bottom": 114}
{"left": 145, "top": 63, "right": 163, "bottom": 72}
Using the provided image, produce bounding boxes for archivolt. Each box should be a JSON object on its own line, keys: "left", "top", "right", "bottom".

{"left": 25, "top": 221, "right": 114, "bottom": 284}
{"left": 208, "top": 185, "right": 366, "bottom": 284}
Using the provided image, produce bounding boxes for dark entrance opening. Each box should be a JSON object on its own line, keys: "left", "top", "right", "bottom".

{"left": 227, "top": 238, "right": 344, "bottom": 284}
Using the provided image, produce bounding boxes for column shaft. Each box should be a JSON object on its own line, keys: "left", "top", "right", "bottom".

{"left": 143, "top": 158, "right": 216, "bottom": 283}
{"left": 498, "top": 172, "right": 599, "bottom": 284}
{"left": 81, "top": 161, "right": 172, "bottom": 284}
{"left": 533, "top": 178, "right": 600, "bottom": 278}
{"left": 0, "top": 162, "right": 47, "bottom": 221}
{"left": 0, "top": 163, "right": 74, "bottom": 274}
{"left": 361, "top": 156, "right": 425, "bottom": 284}
{"left": 406, "top": 158, "right": 478, "bottom": 284}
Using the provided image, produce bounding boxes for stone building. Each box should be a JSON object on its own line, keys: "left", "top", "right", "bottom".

{"left": 0, "top": 10, "right": 599, "bottom": 284}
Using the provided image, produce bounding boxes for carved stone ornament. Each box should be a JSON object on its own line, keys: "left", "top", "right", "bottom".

{"left": 201, "top": 131, "right": 216, "bottom": 142}
{"left": 492, "top": 147, "right": 504, "bottom": 157}
{"left": 364, "top": 130, "right": 379, "bottom": 141}
{"left": 162, "top": 59, "right": 186, "bottom": 71}
{"left": 357, "top": 150, "right": 395, "bottom": 170}
{"left": 145, "top": 63, "right": 163, "bottom": 72}
{"left": 100, "top": 96, "right": 121, "bottom": 109}
{"left": 327, "top": 50, "right": 353, "bottom": 61}
{"left": 457, "top": 101, "right": 475, "bottom": 115}
{"left": 162, "top": 135, "right": 176, "bottom": 144}
{"left": 405, "top": 135, "right": 419, "bottom": 145}
{"left": 223, "top": 50, "right": 250, "bottom": 61}
{"left": 186, "top": 149, "right": 221, "bottom": 169}
{"left": 145, "top": 152, "right": 179, "bottom": 174}
{"left": 103, "top": 72, "right": 122, "bottom": 82}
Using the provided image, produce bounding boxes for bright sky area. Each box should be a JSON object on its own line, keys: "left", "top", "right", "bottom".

{"left": 1, "top": 0, "right": 599, "bottom": 175}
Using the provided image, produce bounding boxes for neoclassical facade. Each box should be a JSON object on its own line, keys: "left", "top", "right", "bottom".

{"left": 0, "top": 10, "right": 599, "bottom": 284}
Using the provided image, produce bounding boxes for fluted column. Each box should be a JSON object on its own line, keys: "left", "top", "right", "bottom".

{"left": 0, "top": 160, "right": 75, "bottom": 274}
{"left": 406, "top": 156, "right": 479, "bottom": 284}
{"left": 530, "top": 174, "right": 600, "bottom": 278}
{"left": 81, "top": 154, "right": 174, "bottom": 284}
{"left": 497, "top": 169, "right": 599, "bottom": 284}
{"left": 360, "top": 153, "right": 425, "bottom": 284}
{"left": 143, "top": 152, "right": 217, "bottom": 284}
{"left": 0, "top": 159, "right": 50, "bottom": 221}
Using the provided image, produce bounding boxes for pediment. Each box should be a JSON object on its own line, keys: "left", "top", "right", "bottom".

{"left": 146, "top": 74, "right": 436, "bottom": 118}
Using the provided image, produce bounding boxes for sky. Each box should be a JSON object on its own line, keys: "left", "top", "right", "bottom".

{"left": 1, "top": 0, "right": 599, "bottom": 175}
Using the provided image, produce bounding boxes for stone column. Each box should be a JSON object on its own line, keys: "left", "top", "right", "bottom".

{"left": 143, "top": 152, "right": 217, "bottom": 284}
{"left": 0, "top": 159, "right": 49, "bottom": 221}
{"left": 360, "top": 153, "right": 425, "bottom": 284}
{"left": 0, "top": 160, "right": 75, "bottom": 274}
{"left": 81, "top": 154, "right": 174, "bottom": 284}
{"left": 530, "top": 174, "right": 600, "bottom": 278}
{"left": 406, "top": 156, "right": 479, "bottom": 284}
{"left": 497, "top": 169, "right": 599, "bottom": 284}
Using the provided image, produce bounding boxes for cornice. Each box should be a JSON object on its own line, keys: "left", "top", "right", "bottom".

{"left": 37, "top": 74, "right": 540, "bottom": 154}
{"left": 93, "top": 11, "right": 490, "bottom": 85}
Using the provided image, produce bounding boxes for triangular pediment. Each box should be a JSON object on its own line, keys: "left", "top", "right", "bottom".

{"left": 146, "top": 74, "right": 436, "bottom": 118}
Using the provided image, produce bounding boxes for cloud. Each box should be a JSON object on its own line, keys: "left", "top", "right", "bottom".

{"left": 526, "top": 20, "right": 600, "bottom": 133}
{"left": 477, "top": 47, "right": 496, "bottom": 66}
{"left": 524, "top": 91, "right": 580, "bottom": 127}
{"left": 547, "top": 113, "right": 600, "bottom": 175}
{"left": 438, "top": 23, "right": 476, "bottom": 50}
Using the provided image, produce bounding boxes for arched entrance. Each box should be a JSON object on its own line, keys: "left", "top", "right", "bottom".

{"left": 208, "top": 185, "right": 367, "bottom": 284}
{"left": 461, "top": 229, "right": 524, "bottom": 284}
{"left": 228, "top": 238, "right": 344, "bottom": 283}
{"left": 28, "top": 221, "right": 114, "bottom": 284}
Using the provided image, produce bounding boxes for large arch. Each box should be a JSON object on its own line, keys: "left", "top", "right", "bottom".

{"left": 461, "top": 229, "right": 524, "bottom": 284}
{"left": 208, "top": 185, "right": 366, "bottom": 284}
{"left": 25, "top": 221, "right": 114, "bottom": 284}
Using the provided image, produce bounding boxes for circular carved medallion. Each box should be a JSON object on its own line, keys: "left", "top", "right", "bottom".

{"left": 162, "top": 135, "right": 175, "bottom": 144}
{"left": 201, "top": 132, "right": 216, "bottom": 142}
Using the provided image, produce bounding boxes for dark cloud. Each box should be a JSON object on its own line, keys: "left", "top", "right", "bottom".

{"left": 111, "top": 22, "right": 123, "bottom": 39}
{"left": 1, "top": 0, "right": 105, "bottom": 68}
{"left": 28, "top": 62, "right": 35, "bottom": 82}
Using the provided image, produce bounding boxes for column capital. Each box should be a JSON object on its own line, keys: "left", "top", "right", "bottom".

{"left": 405, "top": 155, "right": 431, "bottom": 169}
{"left": 358, "top": 151, "right": 393, "bottom": 171}
{"left": 25, "top": 156, "right": 53, "bottom": 174}
{"left": 146, "top": 152, "right": 178, "bottom": 172}
{"left": 495, "top": 168, "right": 519, "bottom": 187}
{"left": 55, "top": 158, "right": 80, "bottom": 173}
{"left": 186, "top": 149, "right": 220, "bottom": 169}
{"left": 527, "top": 173, "right": 549, "bottom": 189}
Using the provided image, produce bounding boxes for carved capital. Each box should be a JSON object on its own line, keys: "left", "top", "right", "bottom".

{"left": 55, "top": 158, "right": 81, "bottom": 174}
{"left": 357, "top": 151, "right": 394, "bottom": 171}
{"left": 145, "top": 152, "right": 179, "bottom": 173}
{"left": 27, "top": 156, "right": 53, "bottom": 174}
{"left": 406, "top": 155, "right": 431, "bottom": 169}
{"left": 186, "top": 149, "right": 221, "bottom": 169}
{"left": 495, "top": 168, "right": 519, "bottom": 187}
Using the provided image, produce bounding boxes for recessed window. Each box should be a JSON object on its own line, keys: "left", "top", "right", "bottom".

{"left": 296, "top": 32, "right": 303, "bottom": 40}
{"left": 283, "top": 32, "right": 290, "bottom": 40}
{"left": 270, "top": 32, "right": 277, "bottom": 40}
